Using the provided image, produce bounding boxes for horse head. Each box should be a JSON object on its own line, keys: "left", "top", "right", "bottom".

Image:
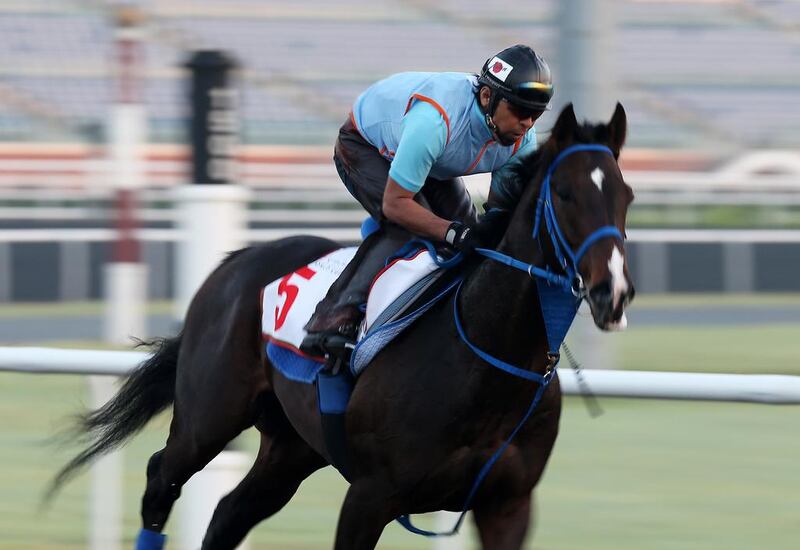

{"left": 506, "top": 102, "right": 635, "bottom": 331}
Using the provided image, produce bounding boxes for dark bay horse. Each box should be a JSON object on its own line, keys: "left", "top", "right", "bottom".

{"left": 52, "top": 103, "right": 634, "bottom": 549}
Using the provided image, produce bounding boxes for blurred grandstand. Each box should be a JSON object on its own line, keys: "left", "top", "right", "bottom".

{"left": 1, "top": 0, "right": 800, "bottom": 302}
{"left": 0, "top": 0, "right": 797, "bottom": 150}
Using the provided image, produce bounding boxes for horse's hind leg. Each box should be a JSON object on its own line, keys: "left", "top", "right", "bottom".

{"left": 139, "top": 347, "right": 264, "bottom": 540}
{"left": 139, "top": 411, "right": 243, "bottom": 537}
{"left": 140, "top": 421, "right": 234, "bottom": 535}
{"left": 201, "top": 394, "right": 326, "bottom": 549}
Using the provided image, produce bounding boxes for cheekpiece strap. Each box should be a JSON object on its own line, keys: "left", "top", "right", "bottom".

{"left": 532, "top": 144, "right": 615, "bottom": 239}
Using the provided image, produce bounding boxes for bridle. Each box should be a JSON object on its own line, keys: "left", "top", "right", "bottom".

{"left": 466, "top": 143, "right": 625, "bottom": 360}
{"left": 530, "top": 143, "right": 624, "bottom": 296}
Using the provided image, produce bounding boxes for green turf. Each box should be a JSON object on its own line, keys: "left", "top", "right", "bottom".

{"left": 1, "top": 370, "right": 797, "bottom": 550}
{"left": 1, "top": 300, "right": 798, "bottom": 549}
{"left": 532, "top": 397, "right": 799, "bottom": 550}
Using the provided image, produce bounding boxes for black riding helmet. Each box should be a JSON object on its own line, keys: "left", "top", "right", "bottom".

{"left": 477, "top": 44, "right": 553, "bottom": 117}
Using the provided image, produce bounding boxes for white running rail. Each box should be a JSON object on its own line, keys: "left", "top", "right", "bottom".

{"left": 2, "top": 346, "right": 800, "bottom": 403}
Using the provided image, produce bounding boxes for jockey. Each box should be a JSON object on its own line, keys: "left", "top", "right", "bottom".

{"left": 300, "top": 44, "right": 554, "bottom": 363}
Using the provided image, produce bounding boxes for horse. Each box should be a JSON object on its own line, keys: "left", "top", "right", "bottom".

{"left": 51, "top": 102, "right": 634, "bottom": 550}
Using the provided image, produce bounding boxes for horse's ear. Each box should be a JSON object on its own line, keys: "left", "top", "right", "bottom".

{"left": 552, "top": 103, "right": 578, "bottom": 145}
{"left": 607, "top": 102, "right": 627, "bottom": 157}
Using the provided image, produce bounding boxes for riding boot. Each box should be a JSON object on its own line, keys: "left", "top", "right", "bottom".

{"left": 300, "top": 225, "right": 410, "bottom": 361}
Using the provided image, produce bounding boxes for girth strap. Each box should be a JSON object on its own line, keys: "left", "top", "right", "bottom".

{"left": 316, "top": 366, "right": 355, "bottom": 480}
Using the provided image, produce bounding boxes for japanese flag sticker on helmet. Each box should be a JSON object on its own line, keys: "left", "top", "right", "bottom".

{"left": 487, "top": 56, "right": 513, "bottom": 82}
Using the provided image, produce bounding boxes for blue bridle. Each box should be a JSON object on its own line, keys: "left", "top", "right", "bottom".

{"left": 476, "top": 144, "right": 623, "bottom": 298}
{"left": 397, "top": 143, "right": 627, "bottom": 538}
{"left": 531, "top": 143, "right": 624, "bottom": 296}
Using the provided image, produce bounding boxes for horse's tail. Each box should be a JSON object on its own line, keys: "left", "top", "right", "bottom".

{"left": 47, "top": 334, "right": 182, "bottom": 500}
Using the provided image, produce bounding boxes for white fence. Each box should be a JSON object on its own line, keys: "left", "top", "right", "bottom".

{"left": 5, "top": 227, "right": 800, "bottom": 245}
{"left": 1, "top": 149, "right": 799, "bottom": 206}
{"left": 3, "top": 346, "right": 800, "bottom": 404}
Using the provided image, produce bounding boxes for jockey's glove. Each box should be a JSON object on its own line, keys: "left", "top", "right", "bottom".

{"left": 445, "top": 208, "right": 512, "bottom": 253}
{"left": 445, "top": 221, "right": 477, "bottom": 251}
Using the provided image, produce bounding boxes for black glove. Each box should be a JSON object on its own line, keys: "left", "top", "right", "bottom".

{"left": 446, "top": 209, "right": 511, "bottom": 253}
{"left": 445, "top": 209, "right": 512, "bottom": 253}
{"left": 445, "top": 221, "right": 478, "bottom": 252}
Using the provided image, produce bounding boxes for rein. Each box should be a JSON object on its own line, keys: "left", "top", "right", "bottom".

{"left": 397, "top": 143, "right": 624, "bottom": 538}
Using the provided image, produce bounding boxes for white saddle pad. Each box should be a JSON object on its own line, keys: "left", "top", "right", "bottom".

{"left": 261, "top": 246, "right": 441, "bottom": 354}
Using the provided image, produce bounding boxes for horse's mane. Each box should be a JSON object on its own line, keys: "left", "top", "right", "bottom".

{"left": 220, "top": 247, "right": 252, "bottom": 267}
{"left": 572, "top": 120, "right": 616, "bottom": 146}
{"left": 510, "top": 118, "right": 614, "bottom": 196}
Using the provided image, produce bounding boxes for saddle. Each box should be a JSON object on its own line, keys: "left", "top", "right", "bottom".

{"left": 261, "top": 240, "right": 464, "bottom": 381}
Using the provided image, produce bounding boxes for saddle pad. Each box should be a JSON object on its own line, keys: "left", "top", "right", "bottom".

{"left": 261, "top": 244, "right": 444, "bottom": 382}
{"left": 262, "top": 247, "right": 357, "bottom": 353}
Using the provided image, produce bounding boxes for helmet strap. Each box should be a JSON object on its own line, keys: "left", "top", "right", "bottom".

{"left": 488, "top": 89, "right": 503, "bottom": 117}
{"left": 484, "top": 90, "right": 503, "bottom": 139}
{"left": 484, "top": 112, "right": 498, "bottom": 134}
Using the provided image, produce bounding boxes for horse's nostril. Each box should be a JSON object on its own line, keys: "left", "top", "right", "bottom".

{"left": 589, "top": 280, "right": 612, "bottom": 305}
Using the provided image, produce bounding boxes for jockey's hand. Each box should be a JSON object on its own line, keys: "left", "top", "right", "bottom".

{"left": 445, "top": 209, "right": 511, "bottom": 253}
{"left": 445, "top": 221, "right": 478, "bottom": 252}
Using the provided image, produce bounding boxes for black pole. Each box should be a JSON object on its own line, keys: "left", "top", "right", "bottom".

{"left": 185, "top": 50, "right": 238, "bottom": 185}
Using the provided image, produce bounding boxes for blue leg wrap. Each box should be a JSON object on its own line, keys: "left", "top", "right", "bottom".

{"left": 135, "top": 528, "right": 166, "bottom": 550}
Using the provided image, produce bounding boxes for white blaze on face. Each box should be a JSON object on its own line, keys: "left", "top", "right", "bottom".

{"left": 605, "top": 246, "right": 629, "bottom": 331}
{"left": 591, "top": 167, "right": 605, "bottom": 192}
{"left": 608, "top": 245, "right": 627, "bottom": 307}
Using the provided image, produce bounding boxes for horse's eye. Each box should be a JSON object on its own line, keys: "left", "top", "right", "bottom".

{"left": 554, "top": 184, "right": 574, "bottom": 202}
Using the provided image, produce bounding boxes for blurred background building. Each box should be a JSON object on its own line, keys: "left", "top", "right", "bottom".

{"left": 1, "top": 3, "right": 799, "bottom": 550}
{"left": 0, "top": 0, "right": 798, "bottom": 301}
{"left": 1, "top": 0, "right": 798, "bottom": 148}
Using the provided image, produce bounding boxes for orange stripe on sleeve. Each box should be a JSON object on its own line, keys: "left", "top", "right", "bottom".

{"left": 349, "top": 111, "right": 366, "bottom": 140}
{"left": 404, "top": 94, "right": 451, "bottom": 145}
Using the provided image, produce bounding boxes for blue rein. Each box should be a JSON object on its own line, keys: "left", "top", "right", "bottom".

{"left": 397, "top": 143, "right": 624, "bottom": 538}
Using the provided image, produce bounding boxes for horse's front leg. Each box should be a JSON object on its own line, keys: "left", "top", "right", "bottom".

{"left": 473, "top": 493, "right": 532, "bottom": 550}
{"left": 333, "top": 481, "right": 397, "bottom": 550}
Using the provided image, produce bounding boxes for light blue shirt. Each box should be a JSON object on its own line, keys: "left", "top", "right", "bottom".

{"left": 388, "top": 101, "right": 447, "bottom": 192}
{"left": 352, "top": 71, "right": 537, "bottom": 201}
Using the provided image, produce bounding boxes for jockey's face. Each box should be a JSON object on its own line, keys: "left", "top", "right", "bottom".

{"left": 480, "top": 87, "right": 544, "bottom": 146}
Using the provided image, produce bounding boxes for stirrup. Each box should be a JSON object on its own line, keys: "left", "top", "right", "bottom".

{"left": 300, "top": 329, "right": 356, "bottom": 361}
{"left": 320, "top": 336, "right": 356, "bottom": 372}
{"left": 323, "top": 345, "right": 354, "bottom": 375}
